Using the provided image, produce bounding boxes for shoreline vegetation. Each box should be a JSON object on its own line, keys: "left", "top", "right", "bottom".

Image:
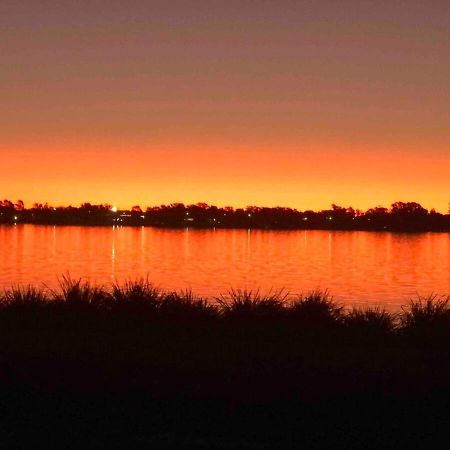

{"left": 3, "top": 278, "right": 450, "bottom": 446}
{"left": 1, "top": 199, "right": 450, "bottom": 231}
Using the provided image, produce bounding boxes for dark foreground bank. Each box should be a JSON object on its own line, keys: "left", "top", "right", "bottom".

{"left": 2, "top": 279, "right": 450, "bottom": 448}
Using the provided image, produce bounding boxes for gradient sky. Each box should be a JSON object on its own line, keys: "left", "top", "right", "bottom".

{"left": 1, "top": 0, "right": 449, "bottom": 211}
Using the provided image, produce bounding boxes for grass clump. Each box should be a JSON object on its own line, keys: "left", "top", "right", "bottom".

{"left": 110, "top": 278, "right": 162, "bottom": 315}
{"left": 160, "top": 290, "right": 218, "bottom": 320}
{"left": 343, "top": 307, "right": 397, "bottom": 338}
{"left": 216, "top": 288, "right": 288, "bottom": 321}
{"left": 0, "top": 285, "right": 48, "bottom": 311}
{"left": 52, "top": 275, "right": 109, "bottom": 310}
{"left": 289, "top": 290, "right": 342, "bottom": 329}
{"left": 400, "top": 294, "right": 450, "bottom": 338}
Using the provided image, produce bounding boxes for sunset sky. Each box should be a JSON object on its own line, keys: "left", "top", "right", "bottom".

{"left": 1, "top": 0, "right": 449, "bottom": 212}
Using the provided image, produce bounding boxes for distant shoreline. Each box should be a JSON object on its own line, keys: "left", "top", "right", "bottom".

{"left": 1, "top": 200, "right": 449, "bottom": 232}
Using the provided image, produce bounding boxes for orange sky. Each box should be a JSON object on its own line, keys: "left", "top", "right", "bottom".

{"left": 2, "top": 144, "right": 449, "bottom": 212}
{"left": 1, "top": 1, "right": 449, "bottom": 212}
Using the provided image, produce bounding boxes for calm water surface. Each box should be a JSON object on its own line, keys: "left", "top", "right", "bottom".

{"left": 0, "top": 225, "right": 449, "bottom": 309}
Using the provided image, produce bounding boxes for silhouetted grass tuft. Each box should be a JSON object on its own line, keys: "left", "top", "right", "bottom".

{"left": 401, "top": 294, "right": 450, "bottom": 338}
{"left": 289, "top": 290, "right": 342, "bottom": 329}
{"left": 217, "top": 288, "right": 288, "bottom": 320}
{"left": 53, "top": 275, "right": 109, "bottom": 309}
{"left": 160, "top": 290, "right": 218, "bottom": 319}
{"left": 110, "top": 278, "right": 162, "bottom": 315}
{"left": 344, "top": 307, "right": 397, "bottom": 337}
{"left": 0, "top": 285, "right": 48, "bottom": 310}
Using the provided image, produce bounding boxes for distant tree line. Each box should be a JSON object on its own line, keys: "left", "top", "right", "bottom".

{"left": 0, "top": 199, "right": 449, "bottom": 231}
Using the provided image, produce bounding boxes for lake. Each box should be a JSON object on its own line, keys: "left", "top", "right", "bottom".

{"left": 0, "top": 225, "right": 449, "bottom": 309}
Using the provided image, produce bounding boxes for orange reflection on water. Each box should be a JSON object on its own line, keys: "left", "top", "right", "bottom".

{"left": 0, "top": 225, "right": 449, "bottom": 309}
